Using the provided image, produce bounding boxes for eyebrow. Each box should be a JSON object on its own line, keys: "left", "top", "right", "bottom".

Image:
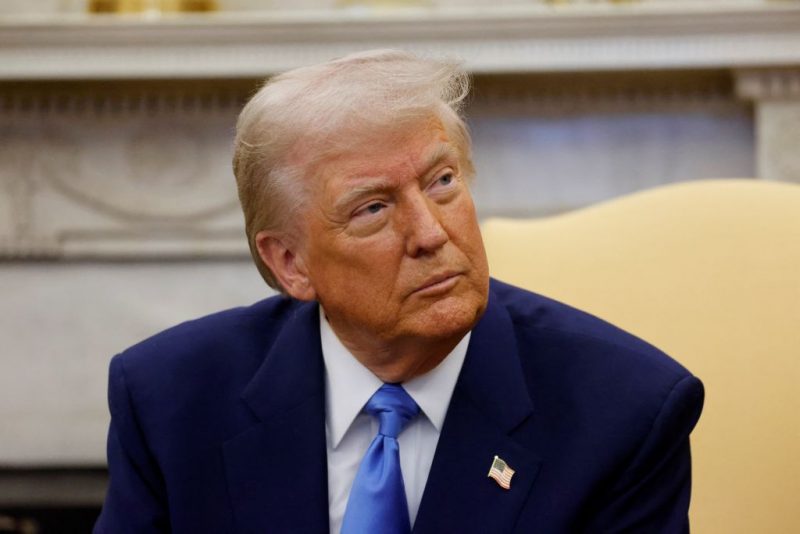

{"left": 332, "top": 143, "right": 460, "bottom": 213}
{"left": 422, "top": 143, "right": 460, "bottom": 174}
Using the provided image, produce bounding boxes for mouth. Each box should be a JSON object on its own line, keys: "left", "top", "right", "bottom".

{"left": 412, "top": 271, "right": 463, "bottom": 297}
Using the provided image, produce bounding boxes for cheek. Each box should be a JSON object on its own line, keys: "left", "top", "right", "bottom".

{"left": 446, "top": 199, "right": 484, "bottom": 251}
{"left": 312, "top": 235, "right": 404, "bottom": 292}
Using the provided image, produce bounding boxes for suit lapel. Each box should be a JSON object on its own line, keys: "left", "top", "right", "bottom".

{"left": 223, "top": 301, "right": 329, "bottom": 534}
{"left": 414, "top": 289, "right": 541, "bottom": 533}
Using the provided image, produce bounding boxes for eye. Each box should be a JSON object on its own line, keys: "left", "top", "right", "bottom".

{"left": 354, "top": 201, "right": 386, "bottom": 218}
{"left": 437, "top": 173, "right": 453, "bottom": 186}
{"left": 428, "top": 172, "right": 457, "bottom": 194}
{"left": 365, "top": 202, "right": 384, "bottom": 214}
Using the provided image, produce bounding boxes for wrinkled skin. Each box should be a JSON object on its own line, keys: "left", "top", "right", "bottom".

{"left": 257, "top": 120, "right": 490, "bottom": 382}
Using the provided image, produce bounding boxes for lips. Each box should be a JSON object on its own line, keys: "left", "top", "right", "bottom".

{"left": 413, "top": 271, "right": 462, "bottom": 295}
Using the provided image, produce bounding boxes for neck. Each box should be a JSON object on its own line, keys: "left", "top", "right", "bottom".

{"left": 327, "top": 321, "right": 467, "bottom": 383}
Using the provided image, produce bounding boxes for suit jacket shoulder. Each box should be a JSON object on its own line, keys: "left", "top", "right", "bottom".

{"left": 492, "top": 277, "right": 689, "bottom": 373}
{"left": 98, "top": 295, "right": 329, "bottom": 533}
{"left": 117, "top": 295, "right": 299, "bottom": 384}
{"left": 473, "top": 279, "right": 704, "bottom": 533}
{"left": 491, "top": 278, "right": 696, "bottom": 408}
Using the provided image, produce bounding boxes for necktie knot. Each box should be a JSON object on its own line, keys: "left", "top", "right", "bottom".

{"left": 365, "top": 383, "right": 420, "bottom": 439}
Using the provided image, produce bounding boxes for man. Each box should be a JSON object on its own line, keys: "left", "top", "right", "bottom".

{"left": 95, "top": 50, "right": 704, "bottom": 533}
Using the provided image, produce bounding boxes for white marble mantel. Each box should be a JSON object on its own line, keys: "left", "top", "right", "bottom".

{"left": 1, "top": 2, "right": 800, "bottom": 79}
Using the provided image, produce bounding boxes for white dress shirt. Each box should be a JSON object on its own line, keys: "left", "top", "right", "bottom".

{"left": 320, "top": 309, "right": 469, "bottom": 534}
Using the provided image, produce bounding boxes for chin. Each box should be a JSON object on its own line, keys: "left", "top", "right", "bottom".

{"left": 407, "top": 292, "right": 487, "bottom": 341}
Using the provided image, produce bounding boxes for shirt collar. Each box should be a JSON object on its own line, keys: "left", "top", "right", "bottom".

{"left": 320, "top": 306, "right": 470, "bottom": 449}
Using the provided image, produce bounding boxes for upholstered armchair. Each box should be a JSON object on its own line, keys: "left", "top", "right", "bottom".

{"left": 481, "top": 179, "right": 800, "bottom": 533}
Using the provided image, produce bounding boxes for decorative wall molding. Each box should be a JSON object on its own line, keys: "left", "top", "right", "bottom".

{"left": 736, "top": 68, "right": 800, "bottom": 100}
{"left": 0, "top": 84, "right": 248, "bottom": 259}
{"left": 1, "top": 3, "right": 800, "bottom": 79}
{"left": 756, "top": 102, "right": 800, "bottom": 183}
{"left": 0, "top": 82, "right": 249, "bottom": 116}
{"left": 735, "top": 68, "right": 800, "bottom": 182}
{"left": 471, "top": 70, "right": 738, "bottom": 115}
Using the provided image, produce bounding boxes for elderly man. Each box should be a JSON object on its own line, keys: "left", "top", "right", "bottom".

{"left": 95, "top": 50, "right": 703, "bottom": 533}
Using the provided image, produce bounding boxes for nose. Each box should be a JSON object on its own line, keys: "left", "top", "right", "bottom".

{"left": 403, "top": 194, "right": 449, "bottom": 257}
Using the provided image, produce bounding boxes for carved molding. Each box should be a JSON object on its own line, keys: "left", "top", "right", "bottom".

{"left": 757, "top": 102, "right": 800, "bottom": 183}
{"left": 735, "top": 68, "right": 800, "bottom": 101}
{"left": 0, "top": 132, "right": 38, "bottom": 238}
{"left": 5, "top": 74, "right": 737, "bottom": 116}
{"left": 0, "top": 83, "right": 248, "bottom": 116}
{"left": 471, "top": 70, "right": 738, "bottom": 115}
{"left": 0, "top": 84, "right": 247, "bottom": 259}
{"left": 38, "top": 125, "right": 239, "bottom": 221}
{"left": 734, "top": 68, "right": 800, "bottom": 182}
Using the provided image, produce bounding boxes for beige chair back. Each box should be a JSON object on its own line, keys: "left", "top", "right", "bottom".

{"left": 481, "top": 179, "right": 800, "bottom": 534}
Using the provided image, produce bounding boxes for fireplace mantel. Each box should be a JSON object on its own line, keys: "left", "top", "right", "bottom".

{"left": 1, "top": 3, "right": 800, "bottom": 80}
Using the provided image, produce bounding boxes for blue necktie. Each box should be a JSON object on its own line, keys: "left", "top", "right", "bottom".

{"left": 341, "top": 383, "right": 420, "bottom": 534}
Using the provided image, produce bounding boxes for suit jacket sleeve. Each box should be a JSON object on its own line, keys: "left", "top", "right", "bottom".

{"left": 94, "top": 354, "right": 170, "bottom": 533}
{"left": 584, "top": 374, "right": 705, "bottom": 533}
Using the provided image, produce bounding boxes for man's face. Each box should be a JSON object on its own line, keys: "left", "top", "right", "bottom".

{"left": 296, "top": 119, "right": 490, "bottom": 354}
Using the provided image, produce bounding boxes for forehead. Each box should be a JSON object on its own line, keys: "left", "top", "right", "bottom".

{"left": 317, "top": 120, "right": 455, "bottom": 186}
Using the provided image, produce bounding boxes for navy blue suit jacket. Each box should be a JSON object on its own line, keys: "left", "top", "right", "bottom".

{"left": 95, "top": 279, "right": 704, "bottom": 533}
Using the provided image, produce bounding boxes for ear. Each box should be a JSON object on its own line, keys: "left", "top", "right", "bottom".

{"left": 255, "top": 230, "right": 317, "bottom": 301}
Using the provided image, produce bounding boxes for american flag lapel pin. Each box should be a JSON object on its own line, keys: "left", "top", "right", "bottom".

{"left": 488, "top": 455, "right": 515, "bottom": 490}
